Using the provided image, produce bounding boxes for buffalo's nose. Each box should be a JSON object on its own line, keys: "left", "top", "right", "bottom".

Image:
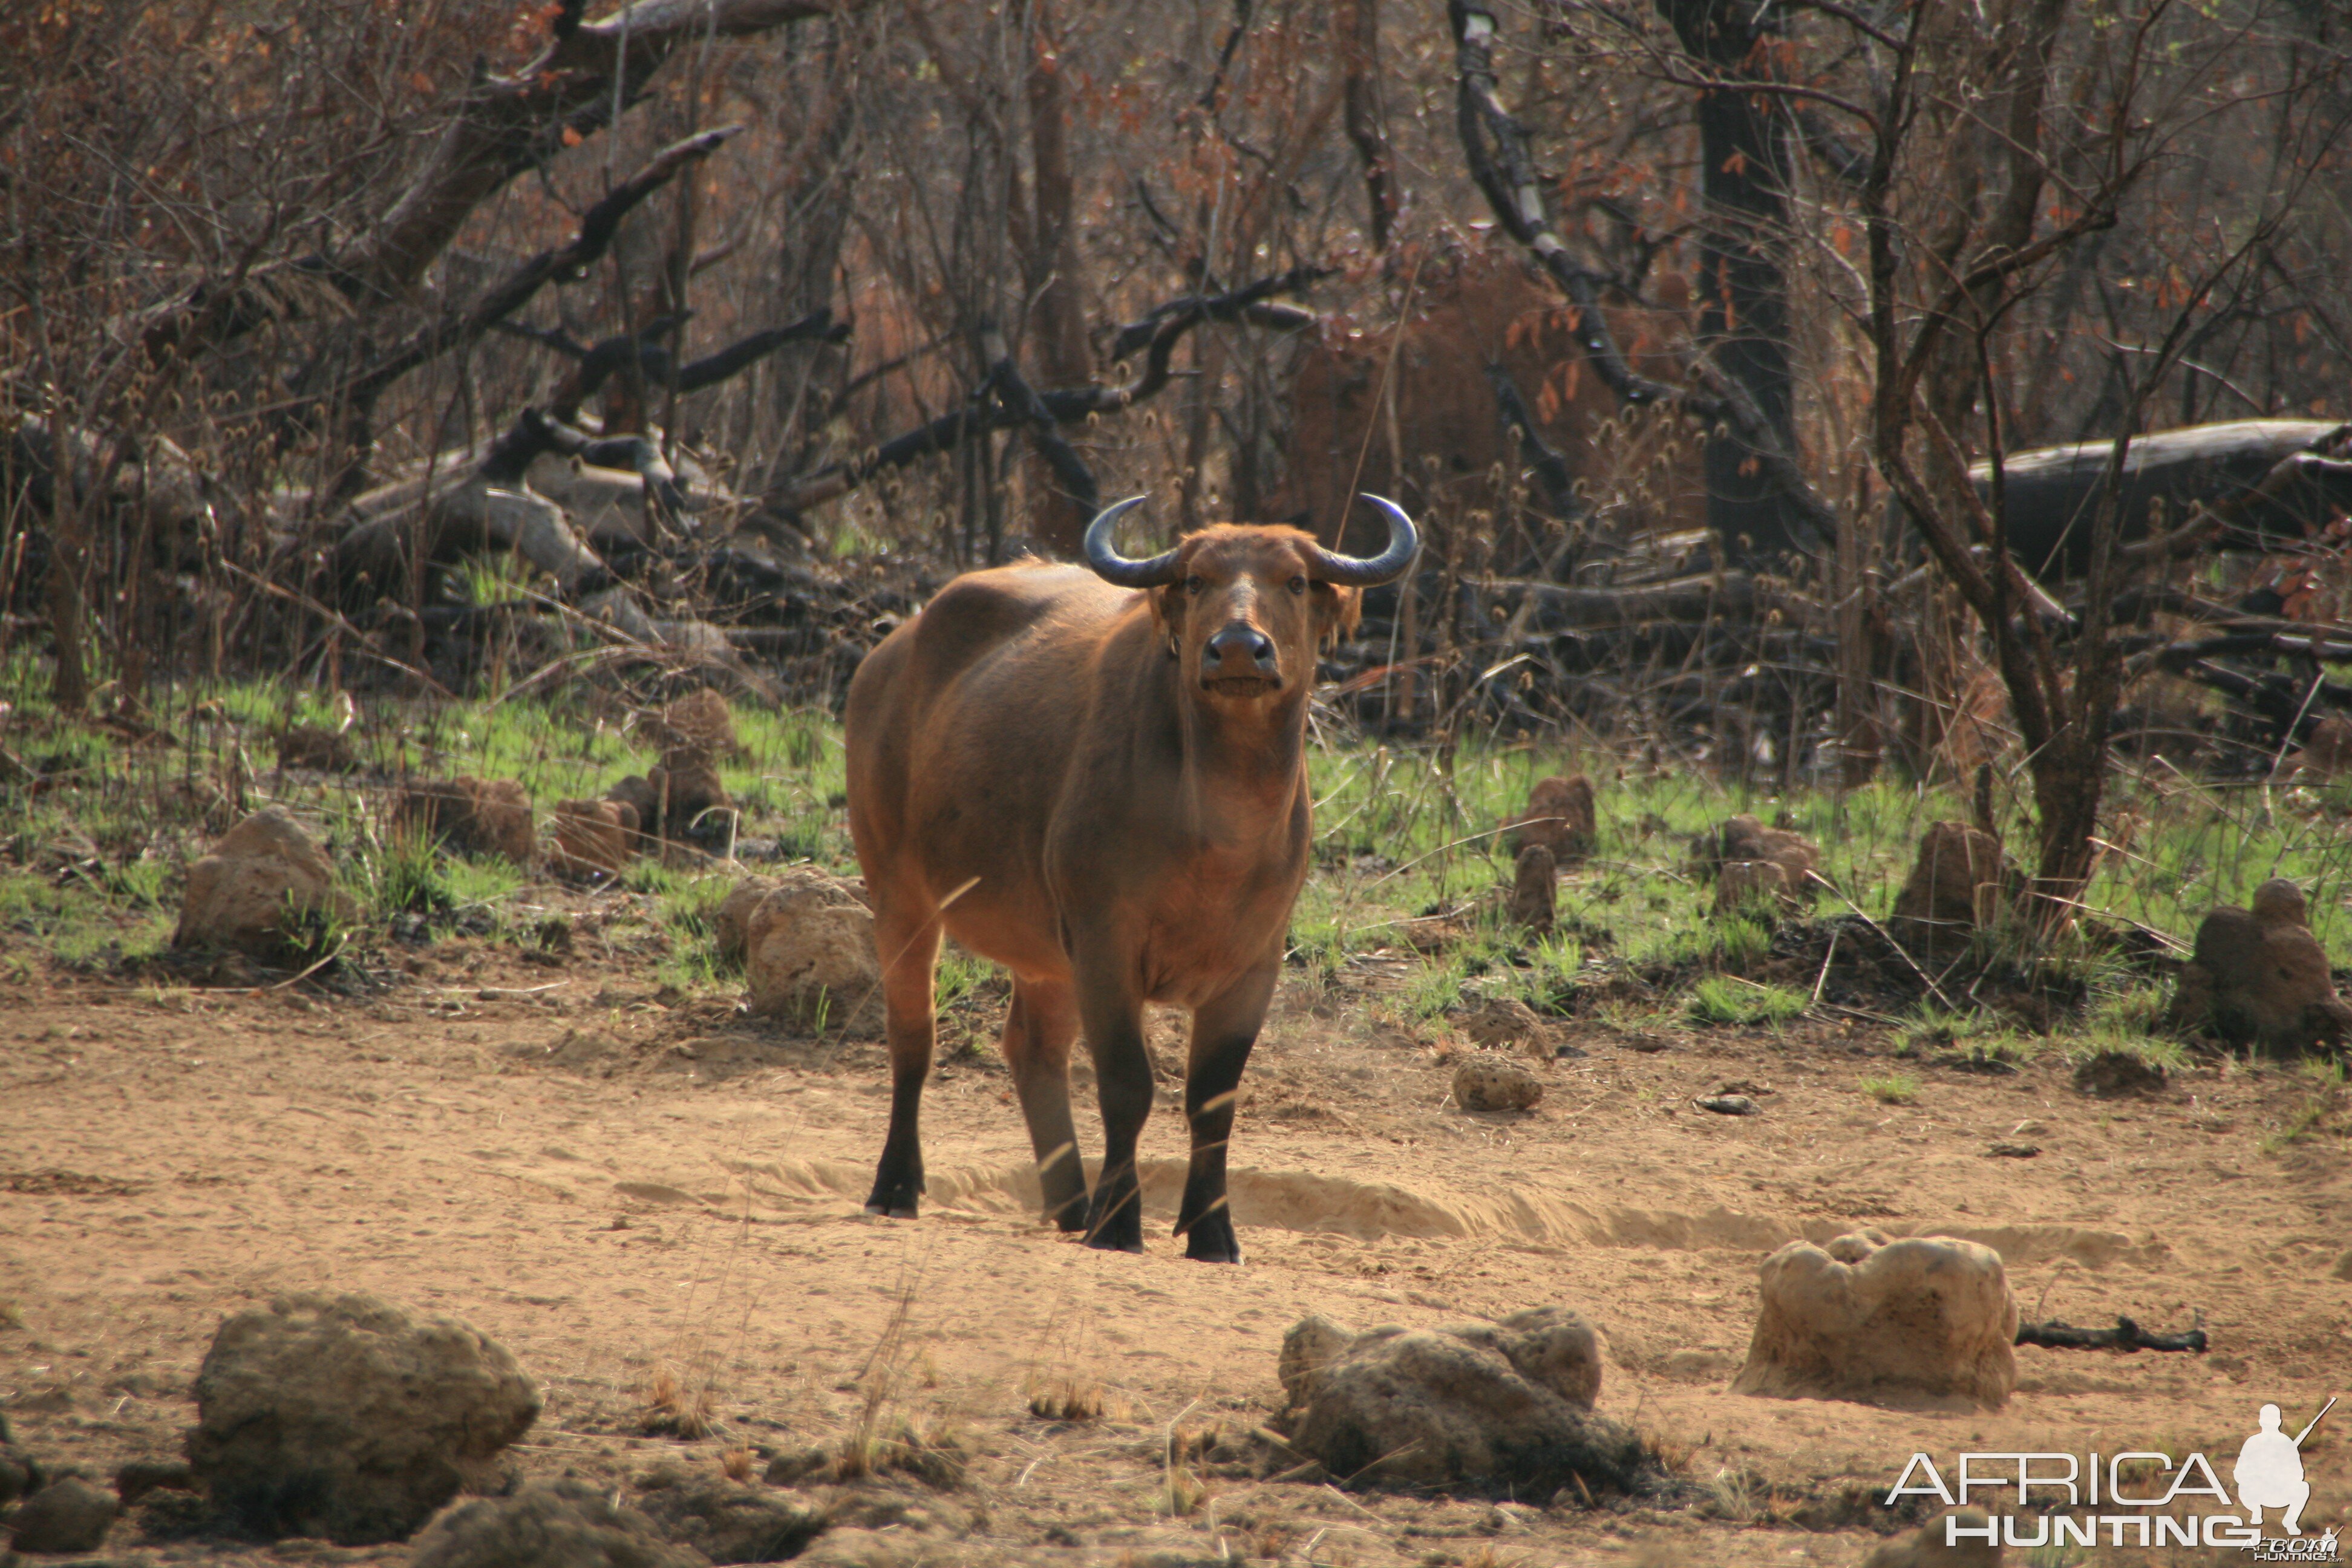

{"left": 1207, "top": 622, "right": 1277, "bottom": 674}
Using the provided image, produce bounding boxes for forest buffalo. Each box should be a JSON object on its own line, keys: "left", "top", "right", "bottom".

{"left": 843, "top": 495, "right": 1418, "bottom": 1259}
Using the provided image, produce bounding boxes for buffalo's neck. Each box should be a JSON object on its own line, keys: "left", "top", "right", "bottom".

{"left": 1167, "top": 679, "right": 1312, "bottom": 852}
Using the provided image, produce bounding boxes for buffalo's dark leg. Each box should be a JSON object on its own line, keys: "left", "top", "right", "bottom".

{"left": 864, "top": 904, "right": 941, "bottom": 1218}
{"left": 1174, "top": 961, "right": 1275, "bottom": 1264}
{"left": 1074, "top": 965, "right": 1151, "bottom": 1253}
{"left": 1002, "top": 975, "right": 1086, "bottom": 1230}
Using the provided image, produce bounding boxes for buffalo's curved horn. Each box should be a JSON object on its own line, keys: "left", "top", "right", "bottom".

{"left": 1082, "top": 495, "right": 1181, "bottom": 587}
{"left": 1311, "top": 495, "right": 1420, "bottom": 586}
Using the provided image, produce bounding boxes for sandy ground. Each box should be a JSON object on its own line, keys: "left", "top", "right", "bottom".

{"left": 2, "top": 922, "right": 2347, "bottom": 1566}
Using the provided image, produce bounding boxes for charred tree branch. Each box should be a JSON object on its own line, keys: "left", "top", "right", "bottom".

{"left": 2015, "top": 1317, "right": 2207, "bottom": 1353}
{"left": 979, "top": 322, "right": 1100, "bottom": 520}
{"left": 533, "top": 309, "right": 846, "bottom": 419}
{"left": 768, "top": 270, "right": 1320, "bottom": 518}
{"left": 341, "top": 126, "right": 744, "bottom": 417}
{"left": 1485, "top": 364, "right": 1579, "bottom": 520}
{"left": 142, "top": 0, "right": 862, "bottom": 368}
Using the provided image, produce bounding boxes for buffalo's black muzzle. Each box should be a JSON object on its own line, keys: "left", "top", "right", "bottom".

{"left": 1203, "top": 623, "right": 1279, "bottom": 691}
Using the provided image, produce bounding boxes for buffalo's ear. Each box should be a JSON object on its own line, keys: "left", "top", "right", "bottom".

{"left": 1313, "top": 582, "right": 1362, "bottom": 646}
{"left": 1149, "top": 580, "right": 1188, "bottom": 643}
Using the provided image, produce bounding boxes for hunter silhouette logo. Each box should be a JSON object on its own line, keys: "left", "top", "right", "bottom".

{"left": 2236, "top": 1398, "right": 2330, "bottom": 1537}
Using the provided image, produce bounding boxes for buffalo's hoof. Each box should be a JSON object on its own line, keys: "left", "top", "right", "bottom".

{"left": 1084, "top": 1228, "right": 1146, "bottom": 1255}
{"left": 1045, "top": 1204, "right": 1088, "bottom": 1234}
{"left": 1180, "top": 1212, "right": 1244, "bottom": 1264}
{"left": 864, "top": 1173, "right": 921, "bottom": 1219}
{"left": 1083, "top": 1191, "right": 1145, "bottom": 1253}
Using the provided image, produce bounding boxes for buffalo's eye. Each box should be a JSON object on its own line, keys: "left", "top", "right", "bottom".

{"left": 1288, "top": 575, "right": 1308, "bottom": 595}
{"left": 1184, "top": 575, "right": 1204, "bottom": 595}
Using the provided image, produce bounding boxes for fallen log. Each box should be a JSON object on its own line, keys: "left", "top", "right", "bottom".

{"left": 1972, "top": 418, "right": 2352, "bottom": 577}
{"left": 1467, "top": 571, "right": 1812, "bottom": 627}
{"left": 330, "top": 410, "right": 627, "bottom": 604}
{"left": 334, "top": 478, "right": 609, "bottom": 603}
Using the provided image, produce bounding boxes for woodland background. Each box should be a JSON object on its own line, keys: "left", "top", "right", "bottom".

{"left": 7, "top": 0, "right": 2352, "bottom": 907}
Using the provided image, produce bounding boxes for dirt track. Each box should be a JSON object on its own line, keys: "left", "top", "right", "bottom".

{"left": 2, "top": 930, "right": 2347, "bottom": 1565}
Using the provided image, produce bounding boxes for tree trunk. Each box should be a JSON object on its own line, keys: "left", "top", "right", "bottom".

{"left": 1341, "top": 0, "right": 1397, "bottom": 250}
{"left": 766, "top": 35, "right": 860, "bottom": 476}
{"left": 1834, "top": 469, "right": 1881, "bottom": 785}
{"left": 1021, "top": 0, "right": 1096, "bottom": 557}
{"left": 1658, "top": 0, "right": 1803, "bottom": 568}
{"left": 43, "top": 505, "right": 89, "bottom": 713}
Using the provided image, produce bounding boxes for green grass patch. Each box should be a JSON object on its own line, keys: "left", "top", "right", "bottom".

{"left": 349, "top": 829, "right": 453, "bottom": 921}
{"left": 1685, "top": 975, "right": 1808, "bottom": 1027}
{"left": 1898, "top": 1005, "right": 2039, "bottom": 1065}
{"left": 1859, "top": 1071, "right": 1922, "bottom": 1105}
{"left": 5, "top": 653, "right": 2352, "bottom": 1074}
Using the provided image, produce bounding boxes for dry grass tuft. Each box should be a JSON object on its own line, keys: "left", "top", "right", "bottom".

{"left": 828, "top": 1277, "right": 967, "bottom": 1489}
{"left": 1025, "top": 1376, "right": 1114, "bottom": 1422}
{"left": 641, "top": 1365, "right": 717, "bottom": 1439}
{"left": 719, "top": 1446, "right": 756, "bottom": 1483}
{"left": 1158, "top": 1462, "right": 1208, "bottom": 1517}
{"left": 832, "top": 1413, "right": 967, "bottom": 1490}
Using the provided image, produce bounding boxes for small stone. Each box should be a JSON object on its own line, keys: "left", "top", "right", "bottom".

{"left": 172, "top": 806, "right": 357, "bottom": 958}
{"left": 743, "top": 869, "right": 881, "bottom": 1031}
{"left": 1503, "top": 774, "right": 1597, "bottom": 863}
{"left": 2166, "top": 878, "right": 2352, "bottom": 1053}
{"left": 1984, "top": 1142, "right": 2040, "bottom": 1158}
{"left": 2072, "top": 1051, "right": 2167, "bottom": 1099}
{"left": 6, "top": 1475, "right": 119, "bottom": 1553}
{"left": 394, "top": 777, "right": 535, "bottom": 865}
{"left": 188, "top": 1292, "right": 541, "bottom": 1544}
{"left": 549, "top": 799, "right": 637, "bottom": 879}
{"left": 1733, "top": 1229, "right": 2017, "bottom": 1410}
{"left": 1888, "top": 822, "right": 2014, "bottom": 958}
{"left": 1506, "top": 844, "right": 1556, "bottom": 933}
{"left": 1452, "top": 1054, "right": 1544, "bottom": 1112}
{"left": 1860, "top": 1508, "right": 2001, "bottom": 1567}
{"left": 1693, "top": 1094, "right": 1757, "bottom": 1116}
{"left": 407, "top": 1477, "right": 705, "bottom": 1568}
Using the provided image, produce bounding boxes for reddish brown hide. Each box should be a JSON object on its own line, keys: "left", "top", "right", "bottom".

{"left": 843, "top": 497, "right": 1417, "bottom": 1259}
{"left": 1278, "top": 247, "right": 1705, "bottom": 555}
